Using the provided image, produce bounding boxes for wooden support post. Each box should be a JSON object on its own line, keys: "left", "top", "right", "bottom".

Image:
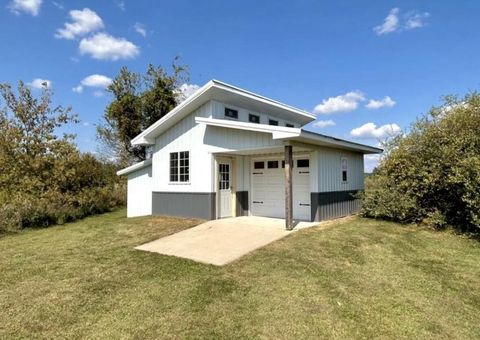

{"left": 284, "top": 144, "right": 293, "bottom": 230}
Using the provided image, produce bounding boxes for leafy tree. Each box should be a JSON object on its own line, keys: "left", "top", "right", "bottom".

{"left": 97, "top": 67, "right": 142, "bottom": 164}
{"left": 0, "top": 81, "right": 77, "bottom": 197}
{"left": 97, "top": 59, "right": 188, "bottom": 166}
{"left": 0, "top": 81, "right": 125, "bottom": 232}
{"left": 361, "top": 92, "right": 480, "bottom": 233}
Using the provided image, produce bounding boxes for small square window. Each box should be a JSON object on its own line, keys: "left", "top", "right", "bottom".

{"left": 269, "top": 119, "right": 278, "bottom": 126}
{"left": 254, "top": 161, "right": 264, "bottom": 169}
{"left": 286, "top": 123, "right": 294, "bottom": 128}
{"left": 249, "top": 114, "right": 260, "bottom": 124}
{"left": 267, "top": 161, "right": 279, "bottom": 169}
{"left": 297, "top": 159, "right": 309, "bottom": 168}
{"left": 225, "top": 108, "right": 238, "bottom": 119}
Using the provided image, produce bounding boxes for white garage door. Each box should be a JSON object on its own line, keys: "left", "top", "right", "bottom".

{"left": 251, "top": 157, "right": 311, "bottom": 221}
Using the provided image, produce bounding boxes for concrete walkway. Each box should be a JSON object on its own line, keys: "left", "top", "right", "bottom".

{"left": 135, "top": 216, "right": 319, "bottom": 266}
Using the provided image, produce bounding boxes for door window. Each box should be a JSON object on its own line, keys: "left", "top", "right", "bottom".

{"left": 219, "top": 164, "right": 230, "bottom": 190}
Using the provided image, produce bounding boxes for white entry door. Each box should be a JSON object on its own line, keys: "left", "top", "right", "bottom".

{"left": 218, "top": 161, "right": 232, "bottom": 218}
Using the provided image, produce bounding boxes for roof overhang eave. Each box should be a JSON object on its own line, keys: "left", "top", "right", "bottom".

{"left": 195, "top": 117, "right": 382, "bottom": 154}
{"left": 195, "top": 117, "right": 301, "bottom": 138}
{"left": 116, "top": 159, "right": 152, "bottom": 176}
{"left": 278, "top": 131, "right": 383, "bottom": 154}
{"left": 132, "top": 136, "right": 155, "bottom": 146}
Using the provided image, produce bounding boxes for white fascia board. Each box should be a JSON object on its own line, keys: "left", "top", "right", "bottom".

{"left": 272, "top": 131, "right": 301, "bottom": 139}
{"left": 133, "top": 136, "right": 155, "bottom": 145}
{"left": 292, "top": 130, "right": 383, "bottom": 154}
{"left": 195, "top": 117, "right": 301, "bottom": 138}
{"left": 117, "top": 159, "right": 152, "bottom": 176}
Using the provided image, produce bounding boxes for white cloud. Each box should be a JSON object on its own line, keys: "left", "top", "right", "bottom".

{"left": 72, "top": 85, "right": 83, "bottom": 93}
{"left": 81, "top": 74, "right": 112, "bottom": 88}
{"left": 374, "top": 8, "right": 400, "bottom": 35}
{"left": 82, "top": 121, "right": 90, "bottom": 127}
{"left": 8, "top": 0, "right": 42, "bottom": 16}
{"left": 52, "top": 1, "right": 63, "bottom": 10}
{"left": 134, "top": 22, "right": 147, "bottom": 37}
{"left": 176, "top": 83, "right": 200, "bottom": 102}
{"left": 55, "top": 8, "right": 104, "bottom": 40}
{"left": 365, "top": 96, "right": 396, "bottom": 109}
{"left": 79, "top": 33, "right": 140, "bottom": 61}
{"left": 405, "top": 11, "right": 430, "bottom": 30}
{"left": 314, "top": 91, "right": 365, "bottom": 115}
{"left": 115, "top": 0, "right": 125, "bottom": 11}
{"left": 73, "top": 74, "right": 112, "bottom": 94}
{"left": 28, "top": 78, "right": 51, "bottom": 89}
{"left": 374, "top": 8, "right": 430, "bottom": 35}
{"left": 313, "top": 119, "right": 336, "bottom": 128}
{"left": 350, "top": 122, "right": 401, "bottom": 139}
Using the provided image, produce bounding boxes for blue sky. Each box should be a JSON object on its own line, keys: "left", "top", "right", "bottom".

{"left": 1, "top": 1, "right": 479, "bottom": 171}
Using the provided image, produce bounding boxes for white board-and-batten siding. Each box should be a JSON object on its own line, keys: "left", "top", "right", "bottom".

{"left": 316, "top": 147, "right": 364, "bottom": 192}
{"left": 151, "top": 102, "right": 212, "bottom": 193}
{"left": 127, "top": 166, "right": 152, "bottom": 217}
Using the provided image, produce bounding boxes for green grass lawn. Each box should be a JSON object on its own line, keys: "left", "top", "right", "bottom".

{"left": 1, "top": 209, "right": 479, "bottom": 339}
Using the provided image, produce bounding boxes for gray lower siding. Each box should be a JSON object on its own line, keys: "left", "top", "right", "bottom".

{"left": 311, "top": 190, "right": 361, "bottom": 222}
{"left": 152, "top": 192, "right": 216, "bottom": 220}
{"left": 236, "top": 191, "right": 249, "bottom": 216}
{"left": 151, "top": 190, "right": 360, "bottom": 222}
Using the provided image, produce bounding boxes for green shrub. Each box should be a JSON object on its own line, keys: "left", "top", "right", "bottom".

{"left": 0, "top": 184, "right": 126, "bottom": 232}
{"left": 0, "top": 81, "right": 126, "bottom": 233}
{"left": 361, "top": 92, "right": 480, "bottom": 233}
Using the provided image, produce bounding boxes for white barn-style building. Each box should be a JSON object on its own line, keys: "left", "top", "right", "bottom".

{"left": 117, "top": 80, "right": 382, "bottom": 229}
